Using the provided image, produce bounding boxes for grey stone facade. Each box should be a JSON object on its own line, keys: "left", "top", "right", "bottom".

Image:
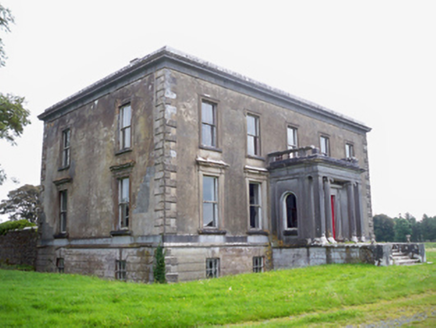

{"left": 37, "top": 47, "right": 373, "bottom": 282}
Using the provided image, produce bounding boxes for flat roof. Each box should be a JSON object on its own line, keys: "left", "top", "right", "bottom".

{"left": 38, "top": 46, "right": 371, "bottom": 133}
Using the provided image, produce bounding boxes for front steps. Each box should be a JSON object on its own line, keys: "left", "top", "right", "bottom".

{"left": 391, "top": 247, "right": 421, "bottom": 266}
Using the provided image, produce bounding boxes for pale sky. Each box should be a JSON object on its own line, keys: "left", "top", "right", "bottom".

{"left": 1, "top": 0, "right": 435, "bottom": 222}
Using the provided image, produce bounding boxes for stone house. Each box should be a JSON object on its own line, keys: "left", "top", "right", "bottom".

{"left": 37, "top": 47, "right": 373, "bottom": 282}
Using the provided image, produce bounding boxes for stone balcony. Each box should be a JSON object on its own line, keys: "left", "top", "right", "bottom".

{"left": 267, "top": 146, "right": 363, "bottom": 172}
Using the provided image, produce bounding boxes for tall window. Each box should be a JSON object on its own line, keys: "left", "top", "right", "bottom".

{"left": 206, "top": 258, "right": 219, "bottom": 278}
{"left": 253, "top": 256, "right": 264, "bottom": 273}
{"left": 116, "top": 260, "right": 126, "bottom": 281}
{"left": 345, "top": 143, "right": 354, "bottom": 158}
{"left": 61, "top": 129, "right": 70, "bottom": 167}
{"left": 118, "top": 178, "right": 130, "bottom": 229}
{"left": 247, "top": 114, "right": 260, "bottom": 156}
{"left": 201, "top": 101, "right": 217, "bottom": 147}
{"left": 119, "top": 104, "right": 132, "bottom": 150}
{"left": 59, "top": 190, "right": 67, "bottom": 233}
{"left": 287, "top": 127, "right": 298, "bottom": 150}
{"left": 320, "top": 136, "right": 329, "bottom": 156}
{"left": 285, "top": 193, "right": 298, "bottom": 229}
{"left": 203, "top": 176, "right": 218, "bottom": 228}
{"left": 249, "top": 183, "right": 261, "bottom": 229}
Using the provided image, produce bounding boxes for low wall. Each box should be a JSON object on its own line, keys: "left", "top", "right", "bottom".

{"left": 272, "top": 243, "right": 425, "bottom": 269}
{"left": 0, "top": 227, "right": 38, "bottom": 268}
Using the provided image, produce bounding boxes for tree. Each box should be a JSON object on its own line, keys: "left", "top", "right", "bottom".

{"left": 0, "top": 5, "right": 30, "bottom": 184}
{"left": 0, "top": 184, "right": 41, "bottom": 223}
{"left": 421, "top": 215, "right": 436, "bottom": 242}
{"left": 373, "top": 214, "right": 395, "bottom": 242}
{"left": 393, "top": 217, "right": 412, "bottom": 242}
{"left": 0, "top": 4, "right": 14, "bottom": 67}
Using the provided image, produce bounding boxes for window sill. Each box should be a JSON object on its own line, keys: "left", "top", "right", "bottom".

{"left": 247, "top": 155, "right": 265, "bottom": 161}
{"left": 110, "top": 230, "right": 132, "bottom": 236}
{"left": 58, "top": 165, "right": 70, "bottom": 172}
{"left": 247, "top": 230, "right": 269, "bottom": 236}
{"left": 198, "top": 229, "right": 227, "bottom": 235}
{"left": 115, "top": 148, "right": 133, "bottom": 156}
{"left": 199, "top": 145, "right": 222, "bottom": 153}
{"left": 283, "top": 229, "right": 298, "bottom": 236}
{"left": 53, "top": 233, "right": 68, "bottom": 239}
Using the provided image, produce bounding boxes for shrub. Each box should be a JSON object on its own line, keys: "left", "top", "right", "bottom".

{"left": 0, "top": 219, "right": 36, "bottom": 235}
{"left": 153, "top": 243, "right": 166, "bottom": 284}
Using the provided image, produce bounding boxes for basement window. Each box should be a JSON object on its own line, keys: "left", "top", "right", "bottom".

{"left": 206, "top": 258, "right": 219, "bottom": 278}
{"left": 253, "top": 256, "right": 264, "bottom": 273}
{"left": 56, "top": 258, "right": 64, "bottom": 273}
{"left": 116, "top": 260, "right": 126, "bottom": 281}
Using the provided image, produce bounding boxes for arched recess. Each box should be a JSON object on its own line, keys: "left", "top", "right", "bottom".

{"left": 282, "top": 192, "right": 298, "bottom": 230}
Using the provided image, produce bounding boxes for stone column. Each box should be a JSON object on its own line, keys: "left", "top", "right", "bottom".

{"left": 354, "top": 183, "right": 365, "bottom": 242}
{"left": 317, "top": 176, "right": 328, "bottom": 245}
{"left": 346, "top": 182, "right": 358, "bottom": 243}
{"left": 324, "top": 177, "right": 336, "bottom": 243}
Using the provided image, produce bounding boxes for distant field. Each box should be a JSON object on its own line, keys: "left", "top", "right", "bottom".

{"left": 0, "top": 250, "right": 435, "bottom": 327}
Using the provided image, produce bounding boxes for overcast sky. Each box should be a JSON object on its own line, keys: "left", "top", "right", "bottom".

{"left": 1, "top": 0, "right": 435, "bottom": 222}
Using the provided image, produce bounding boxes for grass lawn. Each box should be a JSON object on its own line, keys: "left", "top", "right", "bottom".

{"left": 0, "top": 246, "right": 435, "bottom": 327}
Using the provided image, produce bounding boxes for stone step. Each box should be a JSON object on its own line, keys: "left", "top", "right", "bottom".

{"left": 393, "top": 258, "right": 421, "bottom": 266}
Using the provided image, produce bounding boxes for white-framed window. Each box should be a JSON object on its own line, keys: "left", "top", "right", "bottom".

{"left": 115, "top": 260, "right": 126, "bottom": 281}
{"left": 284, "top": 193, "right": 298, "bottom": 229}
{"left": 203, "top": 176, "right": 218, "bottom": 228}
{"left": 320, "top": 136, "right": 330, "bottom": 156}
{"left": 59, "top": 190, "right": 67, "bottom": 233}
{"left": 345, "top": 143, "right": 354, "bottom": 158}
{"left": 201, "top": 101, "right": 217, "bottom": 148}
{"left": 119, "top": 104, "right": 132, "bottom": 150}
{"left": 61, "top": 129, "right": 70, "bottom": 167}
{"left": 287, "top": 126, "right": 298, "bottom": 150}
{"left": 56, "top": 258, "right": 64, "bottom": 273}
{"left": 247, "top": 114, "right": 260, "bottom": 156}
{"left": 118, "top": 177, "right": 130, "bottom": 229}
{"left": 206, "top": 258, "right": 219, "bottom": 278}
{"left": 253, "top": 256, "right": 264, "bottom": 273}
{"left": 249, "top": 182, "right": 262, "bottom": 229}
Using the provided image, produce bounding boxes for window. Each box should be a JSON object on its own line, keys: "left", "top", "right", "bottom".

{"left": 287, "top": 126, "right": 298, "bottom": 150}
{"left": 116, "top": 260, "right": 126, "bottom": 281}
{"left": 61, "top": 129, "right": 70, "bottom": 167}
{"left": 247, "top": 114, "right": 260, "bottom": 156}
{"left": 206, "top": 258, "right": 219, "bottom": 278}
{"left": 59, "top": 190, "right": 67, "bottom": 233}
{"left": 320, "top": 136, "right": 329, "bottom": 156}
{"left": 253, "top": 256, "right": 264, "bottom": 273}
{"left": 203, "top": 176, "right": 218, "bottom": 228}
{"left": 285, "top": 193, "right": 298, "bottom": 229}
{"left": 345, "top": 143, "right": 354, "bottom": 158}
{"left": 119, "top": 104, "right": 132, "bottom": 150}
{"left": 249, "top": 182, "right": 261, "bottom": 229}
{"left": 56, "top": 258, "right": 64, "bottom": 273}
{"left": 201, "top": 101, "right": 217, "bottom": 147}
{"left": 118, "top": 178, "right": 130, "bottom": 229}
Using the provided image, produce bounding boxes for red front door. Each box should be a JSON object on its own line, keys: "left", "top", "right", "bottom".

{"left": 331, "top": 195, "right": 336, "bottom": 239}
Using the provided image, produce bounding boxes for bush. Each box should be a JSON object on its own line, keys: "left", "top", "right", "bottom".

{"left": 0, "top": 219, "right": 36, "bottom": 235}
{"left": 153, "top": 243, "right": 166, "bottom": 284}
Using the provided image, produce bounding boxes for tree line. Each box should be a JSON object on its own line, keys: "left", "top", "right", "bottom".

{"left": 373, "top": 213, "right": 436, "bottom": 243}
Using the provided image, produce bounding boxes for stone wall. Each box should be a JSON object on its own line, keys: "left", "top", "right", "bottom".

{"left": 0, "top": 227, "right": 38, "bottom": 268}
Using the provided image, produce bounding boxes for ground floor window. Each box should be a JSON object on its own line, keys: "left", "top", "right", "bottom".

{"left": 56, "top": 258, "right": 64, "bottom": 273}
{"left": 253, "top": 256, "right": 264, "bottom": 273}
{"left": 116, "top": 260, "right": 127, "bottom": 281}
{"left": 206, "top": 258, "right": 219, "bottom": 278}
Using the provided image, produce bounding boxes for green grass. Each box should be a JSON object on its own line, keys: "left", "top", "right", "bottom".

{"left": 0, "top": 252, "right": 435, "bottom": 327}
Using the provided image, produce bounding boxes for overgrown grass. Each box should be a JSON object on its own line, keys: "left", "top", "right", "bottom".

{"left": 0, "top": 252, "right": 435, "bottom": 327}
